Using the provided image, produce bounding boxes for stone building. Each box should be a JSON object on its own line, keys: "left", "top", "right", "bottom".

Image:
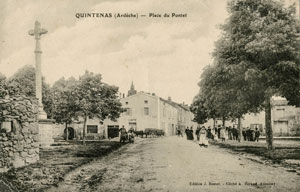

{"left": 203, "top": 97, "right": 300, "bottom": 136}
{"left": 0, "top": 96, "right": 40, "bottom": 172}
{"left": 52, "top": 117, "right": 118, "bottom": 140}
{"left": 118, "top": 84, "right": 196, "bottom": 136}
{"left": 52, "top": 83, "right": 196, "bottom": 139}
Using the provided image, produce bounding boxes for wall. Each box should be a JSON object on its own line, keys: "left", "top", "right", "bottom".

{"left": 159, "top": 100, "right": 178, "bottom": 136}
{"left": 119, "top": 93, "right": 158, "bottom": 131}
{"left": 52, "top": 117, "right": 108, "bottom": 140}
{"left": 0, "top": 96, "right": 39, "bottom": 172}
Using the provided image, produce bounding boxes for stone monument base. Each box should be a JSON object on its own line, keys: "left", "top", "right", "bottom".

{"left": 38, "top": 119, "right": 55, "bottom": 147}
{"left": 38, "top": 105, "right": 48, "bottom": 119}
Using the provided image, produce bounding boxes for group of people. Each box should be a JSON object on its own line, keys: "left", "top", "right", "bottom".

{"left": 242, "top": 127, "right": 260, "bottom": 142}
{"left": 176, "top": 124, "right": 261, "bottom": 147}
{"left": 119, "top": 126, "right": 135, "bottom": 143}
{"left": 178, "top": 126, "right": 210, "bottom": 147}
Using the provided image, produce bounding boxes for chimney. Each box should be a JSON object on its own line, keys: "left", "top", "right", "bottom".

{"left": 152, "top": 93, "right": 156, "bottom": 96}
{"left": 168, "top": 96, "right": 171, "bottom": 101}
{"left": 123, "top": 93, "right": 125, "bottom": 98}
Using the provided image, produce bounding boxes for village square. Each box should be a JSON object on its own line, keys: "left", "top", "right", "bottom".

{"left": 1, "top": 0, "right": 300, "bottom": 191}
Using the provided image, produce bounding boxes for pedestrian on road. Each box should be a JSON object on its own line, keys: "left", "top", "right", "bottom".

{"left": 255, "top": 128, "right": 260, "bottom": 142}
{"left": 195, "top": 126, "right": 201, "bottom": 141}
{"left": 199, "top": 126, "right": 209, "bottom": 148}
{"left": 119, "top": 126, "right": 127, "bottom": 143}
{"left": 220, "top": 126, "right": 226, "bottom": 142}
{"left": 207, "top": 126, "right": 212, "bottom": 139}
{"left": 217, "top": 125, "right": 221, "bottom": 139}
{"left": 176, "top": 127, "right": 181, "bottom": 137}
{"left": 242, "top": 127, "right": 247, "bottom": 141}
{"left": 213, "top": 126, "right": 219, "bottom": 141}
{"left": 185, "top": 127, "right": 189, "bottom": 140}
{"left": 190, "top": 126, "right": 194, "bottom": 140}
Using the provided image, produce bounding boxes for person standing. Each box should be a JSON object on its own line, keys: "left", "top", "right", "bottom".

{"left": 207, "top": 126, "right": 212, "bottom": 139}
{"left": 119, "top": 126, "right": 127, "bottom": 143}
{"left": 220, "top": 126, "right": 226, "bottom": 142}
{"left": 255, "top": 128, "right": 260, "bottom": 142}
{"left": 185, "top": 127, "right": 189, "bottom": 140}
{"left": 196, "top": 126, "right": 201, "bottom": 141}
{"left": 199, "top": 126, "right": 209, "bottom": 147}
{"left": 190, "top": 126, "right": 194, "bottom": 140}
{"left": 242, "top": 127, "right": 247, "bottom": 141}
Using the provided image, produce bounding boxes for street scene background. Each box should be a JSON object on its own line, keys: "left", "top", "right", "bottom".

{"left": 0, "top": 0, "right": 300, "bottom": 192}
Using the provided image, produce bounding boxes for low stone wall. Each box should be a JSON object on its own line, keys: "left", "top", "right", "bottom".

{"left": 0, "top": 96, "right": 39, "bottom": 171}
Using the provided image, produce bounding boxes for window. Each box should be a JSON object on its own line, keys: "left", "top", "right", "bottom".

{"left": 125, "top": 102, "right": 128, "bottom": 105}
{"left": 144, "top": 107, "right": 149, "bottom": 115}
{"left": 144, "top": 100, "right": 148, "bottom": 104}
{"left": 87, "top": 125, "right": 98, "bottom": 133}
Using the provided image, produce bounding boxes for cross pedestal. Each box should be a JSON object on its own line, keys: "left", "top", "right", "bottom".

{"left": 29, "top": 21, "right": 54, "bottom": 147}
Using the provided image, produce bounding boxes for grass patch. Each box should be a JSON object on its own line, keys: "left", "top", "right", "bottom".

{"left": 0, "top": 140, "right": 123, "bottom": 192}
{"left": 212, "top": 140, "right": 300, "bottom": 161}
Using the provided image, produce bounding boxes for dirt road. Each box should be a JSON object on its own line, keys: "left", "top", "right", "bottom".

{"left": 47, "top": 136, "right": 300, "bottom": 192}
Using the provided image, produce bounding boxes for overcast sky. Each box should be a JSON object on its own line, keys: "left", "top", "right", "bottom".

{"left": 0, "top": 0, "right": 228, "bottom": 104}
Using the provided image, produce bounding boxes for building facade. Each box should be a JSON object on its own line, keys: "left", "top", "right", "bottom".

{"left": 202, "top": 97, "right": 300, "bottom": 136}
{"left": 119, "top": 90, "right": 196, "bottom": 136}
{"left": 52, "top": 83, "right": 197, "bottom": 139}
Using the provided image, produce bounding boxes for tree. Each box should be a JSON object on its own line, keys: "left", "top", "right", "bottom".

{"left": 190, "top": 94, "right": 209, "bottom": 124}
{"left": 7, "top": 65, "right": 35, "bottom": 96}
{"left": 74, "top": 71, "right": 123, "bottom": 144}
{"left": 7, "top": 65, "right": 54, "bottom": 118}
{"left": 213, "top": 0, "right": 300, "bottom": 149}
{"left": 52, "top": 77, "right": 79, "bottom": 140}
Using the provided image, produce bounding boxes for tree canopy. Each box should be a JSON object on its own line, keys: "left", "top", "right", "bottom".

{"left": 192, "top": 0, "right": 300, "bottom": 149}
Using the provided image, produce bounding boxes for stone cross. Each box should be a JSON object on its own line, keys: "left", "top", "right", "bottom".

{"left": 28, "top": 21, "right": 48, "bottom": 119}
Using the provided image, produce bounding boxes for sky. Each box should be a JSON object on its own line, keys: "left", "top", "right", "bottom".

{"left": 0, "top": 0, "right": 228, "bottom": 105}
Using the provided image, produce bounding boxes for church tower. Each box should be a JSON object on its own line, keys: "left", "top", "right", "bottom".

{"left": 127, "top": 81, "right": 137, "bottom": 97}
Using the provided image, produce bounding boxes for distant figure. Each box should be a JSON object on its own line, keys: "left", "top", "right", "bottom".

{"left": 128, "top": 127, "right": 135, "bottom": 143}
{"left": 213, "top": 126, "right": 219, "bottom": 141}
{"left": 232, "top": 126, "right": 238, "bottom": 141}
{"left": 255, "top": 128, "right": 260, "bottom": 142}
{"left": 217, "top": 125, "right": 221, "bottom": 139}
{"left": 228, "top": 126, "right": 233, "bottom": 140}
{"left": 185, "top": 127, "right": 189, "bottom": 140}
{"left": 207, "top": 126, "right": 212, "bottom": 139}
{"left": 246, "top": 127, "right": 255, "bottom": 141}
{"left": 190, "top": 127, "right": 194, "bottom": 140}
{"left": 199, "top": 126, "right": 209, "bottom": 148}
{"left": 242, "top": 128, "right": 247, "bottom": 141}
{"left": 196, "top": 126, "right": 201, "bottom": 141}
{"left": 119, "top": 126, "right": 127, "bottom": 143}
{"left": 246, "top": 127, "right": 252, "bottom": 141}
{"left": 220, "top": 126, "right": 226, "bottom": 142}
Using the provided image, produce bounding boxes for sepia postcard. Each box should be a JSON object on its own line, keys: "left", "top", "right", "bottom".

{"left": 0, "top": 0, "right": 300, "bottom": 191}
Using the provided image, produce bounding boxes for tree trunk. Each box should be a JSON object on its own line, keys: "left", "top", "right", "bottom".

{"left": 82, "top": 115, "right": 87, "bottom": 145}
{"left": 213, "top": 118, "right": 216, "bottom": 128}
{"left": 265, "top": 96, "right": 274, "bottom": 150}
{"left": 238, "top": 116, "right": 242, "bottom": 142}
{"left": 65, "top": 122, "right": 68, "bottom": 141}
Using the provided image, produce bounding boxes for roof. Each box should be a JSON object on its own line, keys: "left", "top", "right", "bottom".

{"left": 121, "top": 91, "right": 191, "bottom": 112}
{"left": 121, "top": 91, "right": 158, "bottom": 100}
{"left": 160, "top": 98, "right": 190, "bottom": 111}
